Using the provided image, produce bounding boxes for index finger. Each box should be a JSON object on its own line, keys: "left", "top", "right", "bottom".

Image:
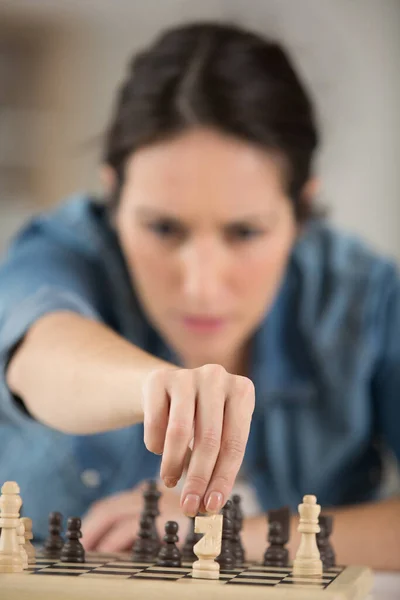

{"left": 203, "top": 376, "right": 254, "bottom": 512}
{"left": 180, "top": 369, "right": 226, "bottom": 516}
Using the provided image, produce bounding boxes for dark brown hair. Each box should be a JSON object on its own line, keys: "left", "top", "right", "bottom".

{"left": 104, "top": 22, "right": 319, "bottom": 220}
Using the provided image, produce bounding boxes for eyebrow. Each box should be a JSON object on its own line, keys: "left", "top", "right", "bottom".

{"left": 134, "top": 206, "right": 276, "bottom": 223}
{"left": 135, "top": 207, "right": 178, "bottom": 219}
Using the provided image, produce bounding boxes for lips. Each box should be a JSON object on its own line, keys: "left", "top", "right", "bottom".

{"left": 181, "top": 315, "right": 227, "bottom": 332}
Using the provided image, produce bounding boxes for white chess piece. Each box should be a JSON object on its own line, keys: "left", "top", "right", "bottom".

{"left": 293, "top": 494, "right": 323, "bottom": 577}
{"left": 192, "top": 514, "right": 223, "bottom": 580}
{"left": 17, "top": 520, "right": 29, "bottom": 569}
{"left": 21, "top": 517, "right": 36, "bottom": 565}
{"left": 0, "top": 481, "right": 24, "bottom": 573}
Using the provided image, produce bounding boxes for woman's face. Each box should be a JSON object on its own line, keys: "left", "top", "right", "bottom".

{"left": 114, "top": 127, "right": 298, "bottom": 369}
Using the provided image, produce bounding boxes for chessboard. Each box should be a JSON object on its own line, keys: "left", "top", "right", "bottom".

{"left": 1, "top": 552, "right": 373, "bottom": 600}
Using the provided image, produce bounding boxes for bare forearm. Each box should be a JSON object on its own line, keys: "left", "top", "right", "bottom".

{"left": 242, "top": 497, "right": 400, "bottom": 571}
{"left": 6, "top": 312, "right": 174, "bottom": 434}
{"left": 322, "top": 497, "right": 400, "bottom": 571}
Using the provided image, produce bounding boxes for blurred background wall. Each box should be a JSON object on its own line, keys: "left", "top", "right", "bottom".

{"left": 0, "top": 0, "right": 399, "bottom": 259}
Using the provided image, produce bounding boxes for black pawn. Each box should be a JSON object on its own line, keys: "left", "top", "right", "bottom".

{"left": 216, "top": 500, "right": 235, "bottom": 570}
{"left": 263, "top": 506, "right": 289, "bottom": 567}
{"left": 156, "top": 521, "right": 181, "bottom": 567}
{"left": 132, "top": 514, "right": 155, "bottom": 562}
{"left": 317, "top": 515, "right": 336, "bottom": 569}
{"left": 60, "top": 517, "right": 85, "bottom": 563}
{"left": 43, "top": 511, "right": 64, "bottom": 559}
{"left": 143, "top": 480, "right": 162, "bottom": 557}
{"left": 231, "top": 495, "right": 245, "bottom": 566}
{"left": 182, "top": 517, "right": 202, "bottom": 562}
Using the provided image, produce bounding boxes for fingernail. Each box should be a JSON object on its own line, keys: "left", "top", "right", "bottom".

{"left": 163, "top": 477, "right": 178, "bottom": 488}
{"left": 206, "top": 491, "right": 223, "bottom": 514}
{"left": 182, "top": 494, "right": 201, "bottom": 517}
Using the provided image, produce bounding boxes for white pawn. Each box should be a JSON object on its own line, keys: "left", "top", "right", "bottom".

{"left": 17, "top": 520, "right": 29, "bottom": 569}
{"left": 293, "top": 494, "right": 323, "bottom": 577}
{"left": 21, "top": 517, "right": 36, "bottom": 565}
{"left": 0, "top": 481, "right": 24, "bottom": 573}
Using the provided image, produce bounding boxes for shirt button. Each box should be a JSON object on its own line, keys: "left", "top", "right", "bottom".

{"left": 81, "top": 469, "right": 102, "bottom": 488}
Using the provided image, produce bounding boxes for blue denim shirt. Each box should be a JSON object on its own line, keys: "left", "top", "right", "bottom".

{"left": 0, "top": 195, "right": 399, "bottom": 541}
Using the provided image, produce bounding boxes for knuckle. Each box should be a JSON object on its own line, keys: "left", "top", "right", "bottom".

{"left": 185, "top": 473, "right": 209, "bottom": 489}
{"left": 211, "top": 473, "right": 231, "bottom": 488}
{"left": 168, "top": 369, "right": 195, "bottom": 394}
{"left": 168, "top": 367, "right": 191, "bottom": 382}
{"left": 197, "top": 363, "right": 227, "bottom": 383}
{"left": 143, "top": 368, "right": 168, "bottom": 395}
{"left": 221, "top": 435, "right": 246, "bottom": 459}
{"left": 89, "top": 500, "right": 105, "bottom": 517}
{"left": 233, "top": 375, "right": 255, "bottom": 398}
{"left": 148, "top": 367, "right": 168, "bottom": 386}
{"left": 200, "top": 429, "right": 221, "bottom": 453}
{"left": 168, "top": 419, "right": 191, "bottom": 440}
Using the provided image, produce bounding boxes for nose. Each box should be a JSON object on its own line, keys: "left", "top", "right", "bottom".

{"left": 180, "top": 238, "right": 225, "bottom": 306}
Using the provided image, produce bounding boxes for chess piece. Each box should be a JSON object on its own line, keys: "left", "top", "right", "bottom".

{"left": 0, "top": 481, "right": 24, "bottom": 573}
{"left": 263, "top": 506, "right": 290, "bottom": 567}
{"left": 317, "top": 514, "right": 336, "bottom": 569}
{"left": 17, "top": 520, "right": 29, "bottom": 569}
{"left": 192, "top": 514, "right": 223, "bottom": 580}
{"left": 20, "top": 517, "right": 35, "bottom": 565}
{"left": 216, "top": 500, "right": 235, "bottom": 570}
{"left": 132, "top": 514, "right": 155, "bottom": 562}
{"left": 156, "top": 521, "right": 181, "bottom": 567}
{"left": 293, "top": 495, "right": 323, "bottom": 576}
{"left": 231, "top": 495, "right": 245, "bottom": 566}
{"left": 43, "top": 512, "right": 64, "bottom": 558}
{"left": 142, "top": 480, "right": 161, "bottom": 558}
{"left": 60, "top": 517, "right": 85, "bottom": 563}
{"left": 182, "top": 517, "right": 202, "bottom": 562}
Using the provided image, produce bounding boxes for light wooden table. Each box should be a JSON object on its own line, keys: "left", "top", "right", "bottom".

{"left": 372, "top": 572, "right": 400, "bottom": 600}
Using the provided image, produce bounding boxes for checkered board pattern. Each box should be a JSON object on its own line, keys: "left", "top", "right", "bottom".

{"left": 26, "top": 555, "right": 344, "bottom": 587}
{"left": 1, "top": 554, "right": 374, "bottom": 600}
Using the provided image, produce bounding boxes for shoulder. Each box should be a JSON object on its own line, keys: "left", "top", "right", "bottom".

{"left": 292, "top": 220, "right": 398, "bottom": 300}
{"left": 4, "top": 193, "right": 112, "bottom": 262}
{"left": 0, "top": 193, "right": 124, "bottom": 327}
{"left": 286, "top": 220, "right": 399, "bottom": 338}
{"left": 294, "top": 219, "right": 397, "bottom": 282}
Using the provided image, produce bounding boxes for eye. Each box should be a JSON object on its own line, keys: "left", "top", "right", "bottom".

{"left": 147, "top": 219, "right": 185, "bottom": 240}
{"left": 225, "top": 224, "right": 263, "bottom": 242}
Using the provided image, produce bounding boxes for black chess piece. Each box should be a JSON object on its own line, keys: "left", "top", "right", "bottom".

{"left": 143, "top": 480, "right": 162, "bottom": 557}
{"left": 216, "top": 500, "right": 235, "bottom": 570}
{"left": 132, "top": 513, "right": 155, "bottom": 562}
{"left": 231, "top": 495, "right": 245, "bottom": 566}
{"left": 263, "top": 506, "right": 289, "bottom": 567}
{"left": 43, "top": 511, "right": 64, "bottom": 559}
{"left": 156, "top": 521, "right": 182, "bottom": 567}
{"left": 182, "top": 517, "right": 202, "bottom": 562}
{"left": 317, "top": 514, "right": 336, "bottom": 569}
{"left": 60, "top": 517, "right": 85, "bottom": 563}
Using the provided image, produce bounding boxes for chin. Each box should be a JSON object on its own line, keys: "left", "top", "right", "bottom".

{"left": 176, "top": 340, "right": 240, "bottom": 369}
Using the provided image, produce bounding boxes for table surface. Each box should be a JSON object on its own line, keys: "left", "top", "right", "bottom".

{"left": 373, "top": 572, "right": 400, "bottom": 600}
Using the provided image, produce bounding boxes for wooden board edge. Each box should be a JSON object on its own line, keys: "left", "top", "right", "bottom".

{"left": 327, "top": 566, "right": 374, "bottom": 600}
{"left": 0, "top": 565, "right": 375, "bottom": 600}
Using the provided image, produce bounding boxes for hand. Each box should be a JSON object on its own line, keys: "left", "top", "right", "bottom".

{"left": 142, "top": 364, "right": 255, "bottom": 517}
{"left": 81, "top": 483, "right": 187, "bottom": 552}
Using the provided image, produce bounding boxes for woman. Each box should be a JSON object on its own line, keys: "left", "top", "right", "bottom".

{"left": 0, "top": 22, "right": 399, "bottom": 570}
